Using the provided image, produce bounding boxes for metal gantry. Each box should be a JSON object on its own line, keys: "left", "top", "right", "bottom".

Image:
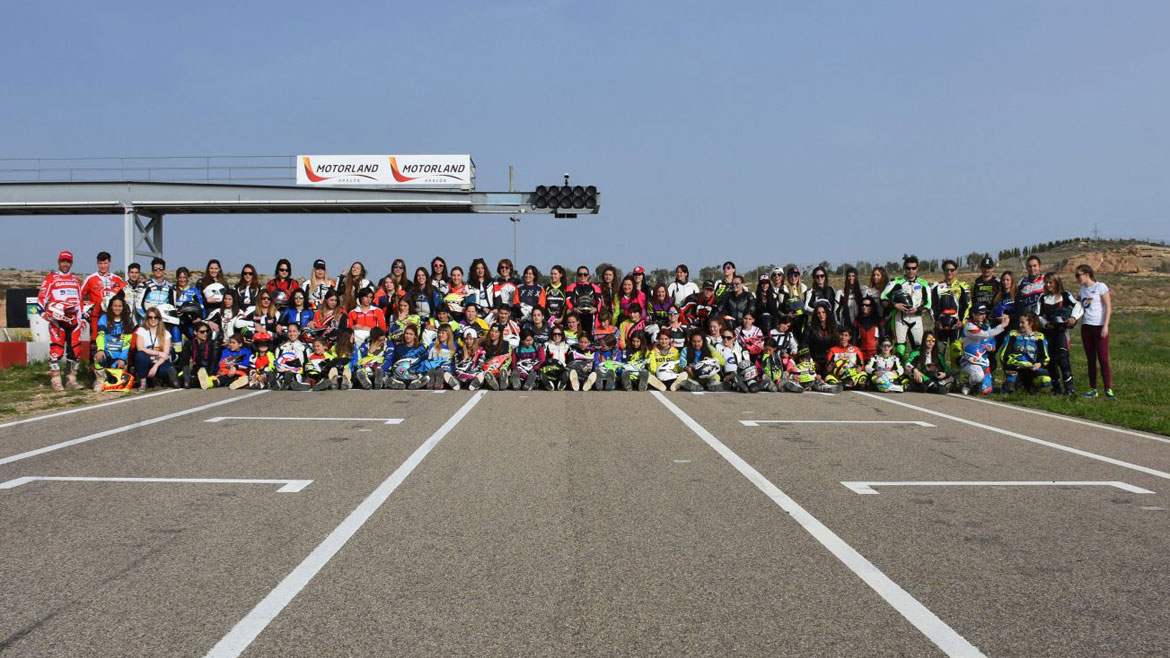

{"left": 0, "top": 180, "right": 599, "bottom": 271}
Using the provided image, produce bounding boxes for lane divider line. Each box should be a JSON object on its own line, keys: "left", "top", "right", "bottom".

{"left": 206, "top": 416, "right": 403, "bottom": 425}
{"left": 0, "top": 391, "right": 268, "bottom": 467}
{"left": 841, "top": 480, "right": 1155, "bottom": 495}
{"left": 0, "top": 389, "right": 181, "bottom": 429}
{"left": 0, "top": 476, "right": 313, "bottom": 493}
{"left": 652, "top": 392, "right": 985, "bottom": 658}
{"left": 740, "top": 420, "right": 935, "bottom": 427}
{"left": 203, "top": 390, "right": 486, "bottom": 658}
{"left": 945, "top": 393, "right": 1170, "bottom": 445}
{"left": 854, "top": 391, "right": 1170, "bottom": 482}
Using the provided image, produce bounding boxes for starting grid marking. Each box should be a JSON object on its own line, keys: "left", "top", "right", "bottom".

{"left": 740, "top": 419, "right": 935, "bottom": 427}
{"left": 205, "top": 416, "right": 404, "bottom": 425}
{"left": 841, "top": 480, "right": 1156, "bottom": 495}
{"left": 0, "top": 476, "right": 313, "bottom": 493}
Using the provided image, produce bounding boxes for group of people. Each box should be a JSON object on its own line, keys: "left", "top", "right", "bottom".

{"left": 37, "top": 250, "right": 1116, "bottom": 399}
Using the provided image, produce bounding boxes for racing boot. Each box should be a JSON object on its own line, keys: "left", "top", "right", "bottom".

{"left": 408, "top": 374, "right": 429, "bottom": 390}
{"left": 620, "top": 370, "right": 633, "bottom": 391}
{"left": 497, "top": 370, "right": 510, "bottom": 391}
{"left": 165, "top": 367, "right": 181, "bottom": 389}
{"left": 568, "top": 370, "right": 580, "bottom": 391}
{"left": 354, "top": 369, "right": 372, "bottom": 390}
{"left": 669, "top": 372, "right": 689, "bottom": 391}
{"left": 522, "top": 373, "right": 537, "bottom": 391}
{"left": 468, "top": 373, "right": 483, "bottom": 391}
{"left": 485, "top": 371, "right": 500, "bottom": 390}
{"left": 638, "top": 372, "right": 650, "bottom": 392}
{"left": 602, "top": 372, "right": 616, "bottom": 391}
{"left": 312, "top": 374, "right": 333, "bottom": 392}
{"left": 93, "top": 366, "right": 107, "bottom": 392}
{"left": 646, "top": 374, "right": 665, "bottom": 391}
{"left": 679, "top": 378, "right": 703, "bottom": 392}
{"left": 372, "top": 369, "right": 386, "bottom": 390}
{"left": 511, "top": 372, "right": 523, "bottom": 391}
{"left": 287, "top": 373, "right": 311, "bottom": 391}
{"left": 583, "top": 371, "right": 598, "bottom": 391}
{"left": 65, "top": 362, "right": 83, "bottom": 390}
{"left": 444, "top": 372, "right": 461, "bottom": 390}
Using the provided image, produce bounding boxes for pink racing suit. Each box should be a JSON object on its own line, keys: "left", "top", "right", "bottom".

{"left": 38, "top": 270, "right": 86, "bottom": 369}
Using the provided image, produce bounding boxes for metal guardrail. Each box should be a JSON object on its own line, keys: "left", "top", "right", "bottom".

{"left": 0, "top": 155, "right": 296, "bottom": 184}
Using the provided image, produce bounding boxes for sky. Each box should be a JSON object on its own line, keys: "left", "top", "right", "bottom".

{"left": 2, "top": 0, "right": 1168, "bottom": 277}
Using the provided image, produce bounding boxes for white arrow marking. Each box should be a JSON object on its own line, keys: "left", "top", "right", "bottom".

{"left": 0, "top": 476, "right": 313, "bottom": 493}
{"left": 841, "top": 480, "right": 1155, "bottom": 495}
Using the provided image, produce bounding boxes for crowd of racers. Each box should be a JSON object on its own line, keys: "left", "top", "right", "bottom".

{"left": 38, "top": 250, "right": 1115, "bottom": 399}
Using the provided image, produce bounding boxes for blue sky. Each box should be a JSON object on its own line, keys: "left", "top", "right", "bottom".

{"left": 2, "top": 0, "right": 1168, "bottom": 276}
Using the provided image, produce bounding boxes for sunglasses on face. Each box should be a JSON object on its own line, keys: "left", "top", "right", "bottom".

{"left": 393, "top": 265, "right": 404, "bottom": 270}
{"left": 722, "top": 334, "right": 734, "bottom": 340}
{"left": 195, "top": 329, "right": 208, "bottom": 335}
{"left": 944, "top": 268, "right": 956, "bottom": 273}
{"left": 905, "top": 266, "right": 918, "bottom": 271}
{"left": 152, "top": 266, "right": 164, "bottom": 271}
{"left": 577, "top": 272, "right": 589, "bottom": 277}
{"left": 814, "top": 274, "right": 826, "bottom": 279}
{"left": 243, "top": 271, "right": 255, "bottom": 276}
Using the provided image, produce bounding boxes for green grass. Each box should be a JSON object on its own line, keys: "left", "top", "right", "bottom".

{"left": 0, "top": 363, "right": 102, "bottom": 418}
{"left": 994, "top": 311, "right": 1170, "bottom": 436}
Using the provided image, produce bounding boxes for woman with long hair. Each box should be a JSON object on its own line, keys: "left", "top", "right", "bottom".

{"left": 277, "top": 289, "right": 314, "bottom": 339}
{"left": 803, "top": 303, "right": 837, "bottom": 375}
{"left": 754, "top": 276, "right": 780, "bottom": 333}
{"left": 197, "top": 259, "right": 227, "bottom": 290}
{"left": 467, "top": 258, "right": 491, "bottom": 310}
{"left": 598, "top": 265, "right": 618, "bottom": 324}
{"left": 430, "top": 256, "right": 450, "bottom": 296}
{"left": 387, "top": 258, "right": 409, "bottom": 290}
{"left": 545, "top": 265, "right": 568, "bottom": 322}
{"left": 311, "top": 289, "right": 349, "bottom": 344}
{"left": 265, "top": 258, "right": 300, "bottom": 310}
{"left": 302, "top": 259, "right": 336, "bottom": 310}
{"left": 337, "top": 261, "right": 370, "bottom": 311}
{"left": 134, "top": 306, "right": 178, "bottom": 390}
{"left": 410, "top": 267, "right": 442, "bottom": 320}
{"left": 1075, "top": 264, "right": 1114, "bottom": 399}
{"left": 235, "top": 263, "right": 261, "bottom": 306}
{"left": 374, "top": 277, "right": 400, "bottom": 312}
{"left": 836, "top": 267, "right": 866, "bottom": 328}
{"left": 804, "top": 266, "right": 837, "bottom": 318}
{"left": 244, "top": 290, "right": 280, "bottom": 341}
{"left": 1039, "top": 272, "right": 1082, "bottom": 396}
{"left": 869, "top": 266, "right": 890, "bottom": 319}
{"left": 616, "top": 275, "right": 647, "bottom": 324}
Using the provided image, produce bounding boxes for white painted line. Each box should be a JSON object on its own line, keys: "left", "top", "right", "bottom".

{"left": 947, "top": 393, "right": 1170, "bottom": 445}
{"left": 0, "top": 391, "right": 268, "bottom": 467}
{"left": 0, "top": 389, "right": 181, "bottom": 429}
{"left": 206, "top": 416, "right": 403, "bottom": 425}
{"left": 815, "top": 392, "right": 836, "bottom": 397}
{"left": 1141, "top": 506, "right": 1165, "bottom": 511}
{"left": 841, "top": 480, "right": 1155, "bottom": 495}
{"left": 673, "top": 459, "right": 691, "bottom": 464}
{"left": 854, "top": 391, "right": 1170, "bottom": 482}
{"left": 203, "top": 390, "right": 486, "bottom": 658}
{"left": 652, "top": 392, "right": 985, "bottom": 658}
{"left": 691, "top": 391, "right": 705, "bottom": 395}
{"left": 0, "top": 476, "right": 312, "bottom": 493}
{"left": 740, "top": 420, "right": 935, "bottom": 427}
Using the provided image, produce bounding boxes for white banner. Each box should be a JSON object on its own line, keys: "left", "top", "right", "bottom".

{"left": 296, "top": 155, "right": 474, "bottom": 188}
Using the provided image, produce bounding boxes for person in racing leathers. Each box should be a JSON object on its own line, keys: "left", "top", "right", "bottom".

{"left": 81, "top": 250, "right": 126, "bottom": 342}
{"left": 803, "top": 267, "right": 836, "bottom": 319}
{"left": 970, "top": 257, "right": 1002, "bottom": 313}
{"left": 273, "top": 323, "right": 312, "bottom": 391}
{"left": 905, "top": 330, "right": 953, "bottom": 394}
{"left": 516, "top": 265, "right": 546, "bottom": 322}
{"left": 778, "top": 266, "right": 809, "bottom": 334}
{"left": 1016, "top": 255, "right": 1047, "bottom": 316}
{"left": 930, "top": 259, "right": 970, "bottom": 369}
{"left": 713, "top": 261, "right": 737, "bottom": 301}
{"left": 172, "top": 267, "right": 206, "bottom": 368}
{"left": 959, "top": 303, "right": 1010, "bottom": 395}
{"left": 265, "top": 258, "right": 301, "bottom": 311}
{"left": 881, "top": 255, "right": 931, "bottom": 359}
{"left": 718, "top": 276, "right": 755, "bottom": 329}
{"left": 667, "top": 264, "right": 699, "bottom": 309}
{"left": 92, "top": 295, "right": 135, "bottom": 391}
{"left": 865, "top": 338, "right": 905, "bottom": 393}
{"left": 302, "top": 259, "right": 336, "bottom": 310}
{"left": 825, "top": 327, "right": 869, "bottom": 390}
{"left": 38, "top": 250, "right": 88, "bottom": 391}
{"left": 566, "top": 266, "right": 602, "bottom": 337}
{"left": 544, "top": 265, "right": 569, "bottom": 323}
{"left": 141, "top": 257, "right": 179, "bottom": 350}
{"left": 679, "top": 280, "right": 718, "bottom": 329}
{"left": 1037, "top": 273, "right": 1082, "bottom": 396}
{"left": 678, "top": 330, "right": 726, "bottom": 392}
{"left": 122, "top": 262, "right": 148, "bottom": 322}
{"left": 1000, "top": 311, "right": 1052, "bottom": 394}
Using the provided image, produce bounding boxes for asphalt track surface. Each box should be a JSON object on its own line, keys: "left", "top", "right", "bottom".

{"left": 1, "top": 387, "right": 1168, "bottom": 657}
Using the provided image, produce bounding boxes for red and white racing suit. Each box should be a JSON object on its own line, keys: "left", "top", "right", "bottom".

{"left": 38, "top": 270, "right": 86, "bottom": 369}
{"left": 81, "top": 270, "right": 126, "bottom": 336}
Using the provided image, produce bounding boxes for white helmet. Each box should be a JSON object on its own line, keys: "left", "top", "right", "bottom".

{"left": 154, "top": 303, "right": 180, "bottom": 326}
{"left": 203, "top": 283, "right": 226, "bottom": 304}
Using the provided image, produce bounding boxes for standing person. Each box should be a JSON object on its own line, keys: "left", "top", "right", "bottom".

{"left": 430, "top": 256, "right": 450, "bottom": 296}
{"left": 196, "top": 258, "right": 227, "bottom": 290}
{"left": 868, "top": 267, "right": 890, "bottom": 319}
{"left": 616, "top": 276, "right": 647, "bottom": 323}
{"left": 266, "top": 259, "right": 300, "bottom": 310}
{"left": 491, "top": 259, "right": 521, "bottom": 315}
{"left": 713, "top": 261, "right": 737, "bottom": 301}
{"left": 853, "top": 298, "right": 884, "bottom": 363}
{"left": 646, "top": 284, "right": 673, "bottom": 335}
{"left": 1017, "top": 255, "right": 1047, "bottom": 315}
{"left": 881, "top": 255, "right": 931, "bottom": 359}
{"left": 81, "top": 251, "right": 126, "bottom": 339}
{"left": 598, "top": 265, "right": 619, "bottom": 325}
{"left": 718, "top": 275, "right": 754, "bottom": 328}
{"left": 754, "top": 275, "right": 780, "bottom": 333}
{"left": 970, "top": 257, "right": 1002, "bottom": 313}
{"left": 387, "top": 258, "right": 410, "bottom": 291}
{"left": 1076, "top": 264, "right": 1114, "bottom": 399}
{"left": 679, "top": 280, "right": 718, "bottom": 329}
{"left": 931, "top": 259, "right": 970, "bottom": 368}
{"left": 516, "top": 265, "right": 546, "bottom": 322}
{"left": 336, "top": 261, "right": 370, "bottom": 310}
{"left": 544, "top": 265, "right": 568, "bottom": 323}
{"left": 141, "top": 257, "right": 175, "bottom": 318}
{"left": 467, "top": 258, "right": 492, "bottom": 310}
{"left": 994, "top": 271, "right": 1020, "bottom": 370}
{"left": 631, "top": 266, "right": 652, "bottom": 300}
{"left": 410, "top": 267, "right": 443, "bottom": 321}
{"left": 1038, "top": 273, "right": 1082, "bottom": 396}
{"left": 835, "top": 267, "right": 865, "bottom": 329}
{"left": 277, "top": 289, "right": 314, "bottom": 339}
{"left": 123, "top": 263, "right": 148, "bottom": 322}
{"left": 779, "top": 267, "right": 808, "bottom": 332}
{"left": 235, "top": 263, "right": 261, "bottom": 307}
{"left": 303, "top": 259, "right": 336, "bottom": 310}
{"left": 567, "top": 266, "right": 601, "bottom": 337}
{"left": 668, "top": 264, "right": 699, "bottom": 308}
{"left": 443, "top": 266, "right": 471, "bottom": 315}
{"left": 803, "top": 266, "right": 836, "bottom": 319}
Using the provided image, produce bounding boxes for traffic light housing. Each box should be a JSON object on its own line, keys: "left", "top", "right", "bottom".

{"left": 533, "top": 184, "right": 599, "bottom": 217}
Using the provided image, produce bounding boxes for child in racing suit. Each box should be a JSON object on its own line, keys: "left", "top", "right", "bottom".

{"left": 905, "top": 330, "right": 952, "bottom": 394}
{"left": 93, "top": 297, "right": 135, "bottom": 392}
{"left": 678, "top": 332, "right": 725, "bottom": 392}
{"left": 538, "top": 328, "right": 570, "bottom": 391}
{"left": 565, "top": 333, "right": 596, "bottom": 391}
{"left": 620, "top": 331, "right": 658, "bottom": 391}
{"left": 649, "top": 330, "right": 685, "bottom": 390}
{"left": 825, "top": 327, "right": 869, "bottom": 390}
{"left": 1001, "top": 311, "right": 1052, "bottom": 394}
{"left": 760, "top": 339, "right": 803, "bottom": 393}
{"left": 592, "top": 334, "right": 624, "bottom": 391}
{"left": 960, "top": 305, "right": 1010, "bottom": 395}
{"left": 200, "top": 333, "right": 252, "bottom": 390}
{"left": 273, "top": 324, "right": 311, "bottom": 391}
{"left": 248, "top": 332, "right": 278, "bottom": 389}
{"left": 793, "top": 347, "right": 839, "bottom": 393}
{"left": 351, "top": 328, "right": 389, "bottom": 390}
{"left": 865, "top": 338, "right": 905, "bottom": 393}
{"left": 510, "top": 330, "right": 545, "bottom": 391}
{"left": 386, "top": 325, "right": 429, "bottom": 390}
